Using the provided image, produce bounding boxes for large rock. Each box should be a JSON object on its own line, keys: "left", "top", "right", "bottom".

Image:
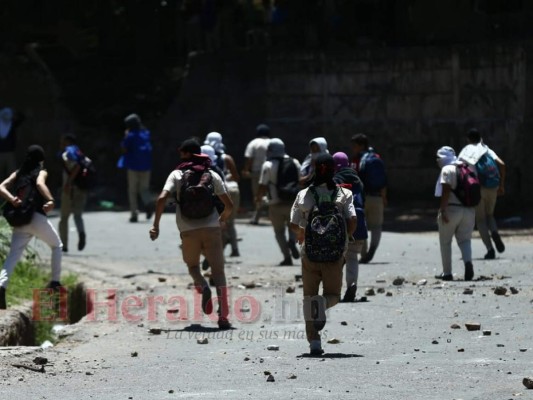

{"left": 0, "top": 305, "right": 35, "bottom": 346}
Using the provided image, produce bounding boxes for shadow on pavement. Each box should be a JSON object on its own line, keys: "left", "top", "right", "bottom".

{"left": 297, "top": 353, "right": 364, "bottom": 359}
{"left": 171, "top": 324, "right": 237, "bottom": 333}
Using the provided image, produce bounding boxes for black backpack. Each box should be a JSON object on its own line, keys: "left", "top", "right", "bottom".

{"left": 178, "top": 167, "right": 216, "bottom": 219}
{"left": 74, "top": 155, "right": 96, "bottom": 189}
{"left": 3, "top": 170, "right": 40, "bottom": 227}
{"left": 275, "top": 157, "right": 300, "bottom": 202}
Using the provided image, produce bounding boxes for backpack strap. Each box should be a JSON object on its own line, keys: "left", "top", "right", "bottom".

{"left": 309, "top": 185, "right": 320, "bottom": 206}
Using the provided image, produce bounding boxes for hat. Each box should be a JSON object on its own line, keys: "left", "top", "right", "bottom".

{"left": 256, "top": 124, "right": 271, "bottom": 137}
{"left": 179, "top": 139, "right": 202, "bottom": 155}
{"left": 332, "top": 152, "right": 350, "bottom": 172}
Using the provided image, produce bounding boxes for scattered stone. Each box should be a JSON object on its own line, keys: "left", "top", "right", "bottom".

{"left": 519, "top": 349, "right": 527, "bottom": 352}
{"left": 136, "top": 286, "right": 144, "bottom": 291}
{"left": 341, "top": 321, "right": 348, "bottom": 326}
{"left": 158, "top": 277, "right": 167, "bottom": 283}
{"left": 463, "top": 288, "right": 474, "bottom": 295}
{"left": 386, "top": 323, "right": 393, "bottom": 328}
{"left": 483, "top": 330, "right": 492, "bottom": 336}
{"left": 327, "top": 338, "right": 341, "bottom": 344}
{"left": 267, "top": 375, "right": 275, "bottom": 382}
{"left": 131, "top": 351, "right": 138, "bottom": 357}
{"left": 148, "top": 328, "right": 162, "bottom": 335}
{"left": 243, "top": 282, "right": 256, "bottom": 289}
{"left": 523, "top": 377, "right": 533, "bottom": 389}
{"left": 365, "top": 288, "right": 376, "bottom": 296}
{"left": 450, "top": 323, "right": 461, "bottom": 329}
{"left": 432, "top": 340, "right": 439, "bottom": 345}
{"left": 294, "top": 274, "right": 302, "bottom": 282}
{"left": 244, "top": 357, "right": 250, "bottom": 361}
{"left": 386, "top": 292, "right": 393, "bottom": 297}
{"left": 169, "top": 390, "right": 174, "bottom": 394}
{"left": 137, "top": 323, "right": 144, "bottom": 328}
{"left": 494, "top": 286, "right": 507, "bottom": 296}
{"left": 465, "top": 323, "right": 481, "bottom": 331}
{"left": 33, "top": 357, "right": 48, "bottom": 366}
{"left": 86, "top": 371, "right": 93, "bottom": 376}
{"left": 288, "top": 374, "right": 297, "bottom": 380}
{"left": 497, "top": 344, "right": 505, "bottom": 348}
{"left": 197, "top": 338, "right": 209, "bottom": 345}
{"left": 510, "top": 287, "right": 519, "bottom": 295}
{"left": 417, "top": 279, "right": 427, "bottom": 286}
{"left": 458, "top": 348, "right": 465, "bottom": 352}
{"left": 286, "top": 287, "right": 295, "bottom": 294}
{"left": 263, "top": 371, "right": 271, "bottom": 376}
{"left": 377, "top": 288, "right": 386, "bottom": 294}
{"left": 267, "top": 345, "right": 279, "bottom": 351}
{"left": 392, "top": 277, "right": 405, "bottom": 286}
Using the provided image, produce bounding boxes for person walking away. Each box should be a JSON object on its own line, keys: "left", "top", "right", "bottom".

{"left": 243, "top": 124, "right": 270, "bottom": 224}
{"left": 458, "top": 129, "right": 506, "bottom": 260}
{"left": 204, "top": 132, "right": 241, "bottom": 257}
{"left": 300, "top": 137, "right": 329, "bottom": 186}
{"left": 58, "top": 134, "right": 88, "bottom": 252}
{"left": 0, "top": 145, "right": 62, "bottom": 309}
{"left": 149, "top": 139, "right": 233, "bottom": 329}
{"left": 256, "top": 138, "right": 301, "bottom": 266}
{"left": 434, "top": 146, "right": 477, "bottom": 282}
{"left": 120, "top": 114, "right": 153, "bottom": 223}
{"left": 0, "top": 108, "right": 25, "bottom": 179}
{"left": 333, "top": 152, "right": 367, "bottom": 302}
{"left": 290, "top": 154, "right": 357, "bottom": 355}
{"left": 351, "top": 134, "right": 387, "bottom": 264}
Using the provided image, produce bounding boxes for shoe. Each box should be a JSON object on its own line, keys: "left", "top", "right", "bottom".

{"left": 484, "top": 249, "right": 496, "bottom": 260}
{"left": 202, "top": 258, "right": 210, "bottom": 271}
{"left": 46, "top": 281, "right": 63, "bottom": 291}
{"left": 78, "top": 232, "right": 86, "bottom": 251}
{"left": 129, "top": 215, "right": 138, "bottom": 223}
{"left": 146, "top": 206, "right": 154, "bottom": 220}
{"left": 278, "top": 258, "right": 293, "bottom": 266}
{"left": 0, "top": 288, "right": 6, "bottom": 310}
{"left": 311, "top": 295, "right": 327, "bottom": 332}
{"left": 359, "top": 246, "right": 376, "bottom": 264}
{"left": 341, "top": 284, "right": 357, "bottom": 303}
{"left": 492, "top": 232, "right": 505, "bottom": 253}
{"left": 288, "top": 240, "right": 300, "bottom": 260}
{"left": 434, "top": 273, "right": 453, "bottom": 281}
{"left": 218, "top": 317, "right": 232, "bottom": 330}
{"left": 309, "top": 340, "right": 324, "bottom": 356}
{"left": 201, "top": 286, "right": 213, "bottom": 314}
{"left": 464, "top": 261, "right": 474, "bottom": 282}
{"left": 62, "top": 247, "right": 68, "bottom": 253}
{"left": 229, "top": 250, "right": 240, "bottom": 257}
{"left": 249, "top": 219, "right": 259, "bottom": 226}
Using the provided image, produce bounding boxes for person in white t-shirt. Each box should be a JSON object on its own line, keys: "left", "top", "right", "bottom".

{"left": 256, "top": 138, "right": 301, "bottom": 266}
{"left": 434, "top": 146, "right": 475, "bottom": 282}
{"left": 242, "top": 124, "right": 270, "bottom": 224}
{"left": 149, "top": 139, "right": 233, "bottom": 330}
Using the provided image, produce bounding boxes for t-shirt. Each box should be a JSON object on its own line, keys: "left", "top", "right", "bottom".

{"left": 163, "top": 169, "right": 227, "bottom": 232}
{"left": 439, "top": 164, "right": 469, "bottom": 205}
{"left": 258, "top": 156, "right": 301, "bottom": 205}
{"left": 244, "top": 137, "right": 270, "bottom": 173}
{"left": 290, "top": 184, "right": 356, "bottom": 229}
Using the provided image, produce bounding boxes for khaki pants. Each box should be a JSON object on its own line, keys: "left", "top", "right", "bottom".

{"left": 302, "top": 254, "right": 344, "bottom": 342}
{"left": 269, "top": 203, "right": 293, "bottom": 260}
{"left": 475, "top": 187, "right": 499, "bottom": 251}
{"left": 250, "top": 171, "right": 263, "bottom": 223}
{"left": 0, "top": 152, "right": 16, "bottom": 180}
{"left": 223, "top": 184, "right": 240, "bottom": 252}
{"left": 181, "top": 227, "right": 229, "bottom": 318}
{"left": 127, "top": 170, "right": 151, "bottom": 217}
{"left": 438, "top": 206, "right": 475, "bottom": 275}
{"left": 362, "top": 195, "right": 384, "bottom": 257}
{"left": 59, "top": 186, "right": 87, "bottom": 249}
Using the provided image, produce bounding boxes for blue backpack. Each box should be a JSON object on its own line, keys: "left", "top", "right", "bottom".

{"left": 475, "top": 153, "right": 500, "bottom": 189}
{"left": 359, "top": 151, "right": 387, "bottom": 194}
{"left": 305, "top": 186, "right": 347, "bottom": 263}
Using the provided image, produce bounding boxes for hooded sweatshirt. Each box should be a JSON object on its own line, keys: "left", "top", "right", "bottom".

{"left": 300, "top": 137, "right": 329, "bottom": 178}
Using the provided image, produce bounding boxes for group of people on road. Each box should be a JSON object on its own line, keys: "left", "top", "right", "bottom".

{"left": 0, "top": 113, "right": 507, "bottom": 355}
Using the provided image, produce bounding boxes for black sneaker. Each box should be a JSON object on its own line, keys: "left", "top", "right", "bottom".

{"left": 311, "top": 296, "right": 327, "bottom": 331}
{"left": 202, "top": 258, "right": 210, "bottom": 271}
{"left": 435, "top": 273, "right": 453, "bottom": 281}
{"left": 46, "top": 281, "right": 63, "bottom": 291}
{"left": 484, "top": 249, "right": 496, "bottom": 260}
{"left": 288, "top": 240, "right": 300, "bottom": 260}
{"left": 492, "top": 232, "right": 505, "bottom": 253}
{"left": 464, "top": 262, "right": 474, "bottom": 282}
{"left": 0, "top": 287, "right": 6, "bottom": 310}
{"left": 218, "top": 317, "right": 232, "bottom": 330}
{"left": 229, "top": 249, "right": 240, "bottom": 257}
{"left": 201, "top": 286, "right": 213, "bottom": 314}
{"left": 62, "top": 247, "right": 68, "bottom": 253}
{"left": 278, "top": 258, "right": 293, "bottom": 266}
{"left": 359, "top": 246, "right": 376, "bottom": 264}
{"left": 129, "top": 215, "right": 138, "bottom": 223}
{"left": 341, "top": 285, "right": 357, "bottom": 303}
{"left": 78, "top": 232, "right": 86, "bottom": 251}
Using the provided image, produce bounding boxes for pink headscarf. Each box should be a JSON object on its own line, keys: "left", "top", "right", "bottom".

{"left": 332, "top": 152, "right": 350, "bottom": 172}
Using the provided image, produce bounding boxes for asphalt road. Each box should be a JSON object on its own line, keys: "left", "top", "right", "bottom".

{"left": 0, "top": 211, "right": 532, "bottom": 400}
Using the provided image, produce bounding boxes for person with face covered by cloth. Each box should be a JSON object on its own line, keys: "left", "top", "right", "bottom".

{"left": 300, "top": 137, "right": 329, "bottom": 187}
{"left": 290, "top": 154, "right": 357, "bottom": 355}
{"left": 434, "top": 146, "right": 476, "bottom": 282}
{"left": 0, "top": 107, "right": 25, "bottom": 180}
{"left": 0, "top": 145, "right": 63, "bottom": 309}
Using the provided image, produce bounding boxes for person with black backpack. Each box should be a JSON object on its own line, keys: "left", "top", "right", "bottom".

{"left": 256, "top": 138, "right": 301, "bottom": 266}
{"left": 149, "top": 139, "right": 233, "bottom": 330}
{"left": 351, "top": 134, "right": 387, "bottom": 264}
{"left": 58, "top": 134, "right": 89, "bottom": 253}
{"left": 290, "top": 154, "right": 357, "bottom": 356}
{"left": 434, "top": 146, "right": 477, "bottom": 282}
{"left": 0, "top": 145, "right": 63, "bottom": 309}
{"left": 458, "top": 129, "right": 506, "bottom": 260}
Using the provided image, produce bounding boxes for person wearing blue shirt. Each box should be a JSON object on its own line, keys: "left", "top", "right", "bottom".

{"left": 59, "top": 134, "right": 87, "bottom": 252}
{"left": 120, "top": 114, "right": 153, "bottom": 223}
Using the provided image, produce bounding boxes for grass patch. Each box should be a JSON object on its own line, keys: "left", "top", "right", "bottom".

{"left": 0, "top": 219, "right": 78, "bottom": 344}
